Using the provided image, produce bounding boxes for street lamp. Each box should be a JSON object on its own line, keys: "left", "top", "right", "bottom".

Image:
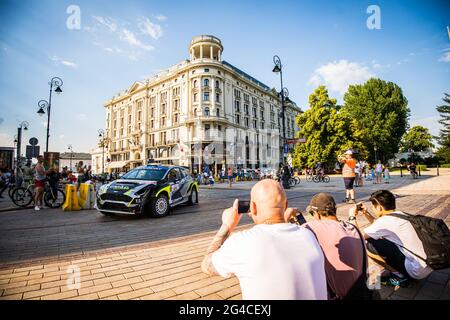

{"left": 272, "top": 55, "right": 288, "bottom": 165}
{"left": 37, "top": 77, "right": 63, "bottom": 153}
{"left": 98, "top": 129, "right": 108, "bottom": 175}
{"left": 67, "top": 144, "right": 73, "bottom": 171}
{"left": 16, "top": 121, "right": 29, "bottom": 178}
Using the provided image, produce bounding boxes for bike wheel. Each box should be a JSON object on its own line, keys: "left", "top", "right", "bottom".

{"left": 12, "top": 187, "right": 33, "bottom": 207}
{"left": 306, "top": 176, "right": 313, "bottom": 182}
{"left": 313, "top": 176, "right": 319, "bottom": 183}
{"left": 294, "top": 176, "right": 301, "bottom": 185}
{"left": 8, "top": 186, "right": 15, "bottom": 199}
{"left": 289, "top": 178, "right": 296, "bottom": 187}
{"left": 44, "top": 189, "right": 66, "bottom": 208}
{"left": 323, "top": 176, "right": 330, "bottom": 183}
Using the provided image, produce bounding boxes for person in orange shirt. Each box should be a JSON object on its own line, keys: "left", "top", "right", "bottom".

{"left": 338, "top": 150, "right": 356, "bottom": 204}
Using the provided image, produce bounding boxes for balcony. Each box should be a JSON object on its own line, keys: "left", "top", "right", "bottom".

{"left": 202, "top": 85, "right": 210, "bottom": 91}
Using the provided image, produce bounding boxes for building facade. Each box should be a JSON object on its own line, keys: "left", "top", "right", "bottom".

{"left": 103, "top": 35, "right": 301, "bottom": 174}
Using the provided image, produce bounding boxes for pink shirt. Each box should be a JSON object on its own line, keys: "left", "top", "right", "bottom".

{"left": 304, "top": 220, "right": 365, "bottom": 299}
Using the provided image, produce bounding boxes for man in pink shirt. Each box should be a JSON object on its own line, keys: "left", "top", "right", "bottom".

{"left": 302, "top": 193, "right": 368, "bottom": 299}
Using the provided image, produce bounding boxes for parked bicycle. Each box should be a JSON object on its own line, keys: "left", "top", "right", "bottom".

{"left": 11, "top": 181, "right": 66, "bottom": 208}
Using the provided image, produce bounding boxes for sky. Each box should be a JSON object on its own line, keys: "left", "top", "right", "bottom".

{"left": 0, "top": 0, "right": 449, "bottom": 154}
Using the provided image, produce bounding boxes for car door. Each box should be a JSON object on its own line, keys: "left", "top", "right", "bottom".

{"left": 167, "top": 168, "right": 183, "bottom": 204}
{"left": 177, "top": 168, "right": 191, "bottom": 201}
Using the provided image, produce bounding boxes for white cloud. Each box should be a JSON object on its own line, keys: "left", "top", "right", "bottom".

{"left": 51, "top": 55, "right": 78, "bottom": 69}
{"left": 439, "top": 49, "right": 450, "bottom": 62}
{"left": 308, "top": 60, "right": 374, "bottom": 95}
{"left": 410, "top": 116, "right": 441, "bottom": 138}
{"left": 139, "top": 18, "right": 163, "bottom": 40}
{"left": 76, "top": 113, "right": 87, "bottom": 120}
{"left": 93, "top": 16, "right": 117, "bottom": 32}
{"left": 155, "top": 14, "right": 167, "bottom": 22}
{"left": 120, "top": 29, "right": 154, "bottom": 51}
{"left": 0, "top": 133, "right": 14, "bottom": 147}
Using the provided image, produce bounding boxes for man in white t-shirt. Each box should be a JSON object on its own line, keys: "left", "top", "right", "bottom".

{"left": 200, "top": 179, "right": 327, "bottom": 300}
{"left": 349, "top": 190, "right": 433, "bottom": 285}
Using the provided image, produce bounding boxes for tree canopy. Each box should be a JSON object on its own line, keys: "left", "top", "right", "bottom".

{"left": 400, "top": 125, "right": 434, "bottom": 153}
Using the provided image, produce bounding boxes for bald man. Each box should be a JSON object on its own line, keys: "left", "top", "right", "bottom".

{"left": 201, "top": 179, "right": 327, "bottom": 300}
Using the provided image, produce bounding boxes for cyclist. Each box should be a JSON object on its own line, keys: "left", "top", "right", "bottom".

{"left": 47, "top": 168, "right": 61, "bottom": 199}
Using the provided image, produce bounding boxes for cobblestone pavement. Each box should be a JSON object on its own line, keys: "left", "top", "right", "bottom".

{"left": 0, "top": 170, "right": 449, "bottom": 300}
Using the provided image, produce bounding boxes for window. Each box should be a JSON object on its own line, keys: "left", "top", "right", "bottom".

{"left": 174, "top": 99, "right": 179, "bottom": 111}
{"left": 260, "top": 110, "right": 264, "bottom": 119}
{"left": 216, "top": 93, "right": 220, "bottom": 102}
{"left": 216, "top": 108, "right": 220, "bottom": 117}
{"left": 204, "top": 79, "right": 209, "bottom": 87}
{"left": 203, "top": 92, "right": 210, "bottom": 101}
{"left": 161, "top": 103, "right": 166, "bottom": 115}
{"left": 150, "top": 120, "right": 154, "bottom": 129}
{"left": 252, "top": 107, "right": 257, "bottom": 118}
{"left": 235, "top": 100, "right": 240, "bottom": 113}
{"left": 215, "top": 80, "right": 219, "bottom": 88}
{"left": 174, "top": 113, "right": 179, "bottom": 124}
{"left": 193, "top": 80, "right": 198, "bottom": 88}
{"left": 167, "top": 169, "right": 180, "bottom": 182}
{"left": 205, "top": 124, "right": 211, "bottom": 139}
{"left": 204, "top": 107, "right": 210, "bottom": 116}
{"left": 244, "top": 93, "right": 249, "bottom": 102}
{"left": 150, "top": 96, "right": 156, "bottom": 105}
{"left": 138, "top": 110, "right": 142, "bottom": 121}
{"left": 236, "top": 115, "right": 241, "bottom": 125}
{"left": 194, "top": 93, "right": 198, "bottom": 102}
{"left": 150, "top": 107, "right": 155, "bottom": 118}
{"left": 253, "top": 120, "right": 257, "bottom": 129}
{"left": 245, "top": 117, "right": 249, "bottom": 127}
{"left": 244, "top": 104, "right": 249, "bottom": 115}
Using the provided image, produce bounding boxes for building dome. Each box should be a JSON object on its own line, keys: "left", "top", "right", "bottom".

{"left": 189, "top": 35, "right": 223, "bottom": 61}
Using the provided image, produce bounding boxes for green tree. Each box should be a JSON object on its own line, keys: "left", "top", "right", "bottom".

{"left": 292, "top": 86, "right": 367, "bottom": 169}
{"left": 400, "top": 125, "right": 434, "bottom": 152}
{"left": 342, "top": 78, "right": 410, "bottom": 162}
{"left": 436, "top": 93, "right": 450, "bottom": 163}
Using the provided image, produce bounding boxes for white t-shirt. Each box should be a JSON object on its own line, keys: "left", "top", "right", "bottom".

{"left": 364, "top": 212, "right": 433, "bottom": 279}
{"left": 211, "top": 223, "right": 327, "bottom": 300}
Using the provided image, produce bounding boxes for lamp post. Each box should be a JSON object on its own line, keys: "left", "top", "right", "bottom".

{"left": 272, "top": 55, "right": 288, "bottom": 165}
{"left": 37, "top": 77, "right": 63, "bottom": 153}
{"left": 67, "top": 144, "right": 73, "bottom": 171}
{"left": 98, "top": 129, "right": 108, "bottom": 175}
{"left": 16, "top": 121, "right": 29, "bottom": 178}
{"left": 374, "top": 146, "right": 378, "bottom": 164}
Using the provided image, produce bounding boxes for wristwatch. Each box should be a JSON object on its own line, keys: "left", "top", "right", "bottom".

{"left": 348, "top": 216, "right": 356, "bottom": 222}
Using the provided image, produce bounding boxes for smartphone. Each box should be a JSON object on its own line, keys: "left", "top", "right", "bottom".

{"left": 295, "top": 213, "right": 307, "bottom": 225}
{"left": 238, "top": 200, "right": 251, "bottom": 214}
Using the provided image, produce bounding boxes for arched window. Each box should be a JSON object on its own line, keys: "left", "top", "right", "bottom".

{"left": 193, "top": 80, "right": 198, "bottom": 88}
{"left": 204, "top": 79, "right": 209, "bottom": 87}
{"left": 204, "top": 107, "right": 210, "bottom": 116}
{"left": 215, "top": 80, "right": 219, "bottom": 88}
{"left": 216, "top": 108, "right": 220, "bottom": 117}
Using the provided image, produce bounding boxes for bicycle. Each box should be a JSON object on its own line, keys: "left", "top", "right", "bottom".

{"left": 313, "top": 174, "right": 330, "bottom": 183}
{"left": 11, "top": 181, "right": 66, "bottom": 208}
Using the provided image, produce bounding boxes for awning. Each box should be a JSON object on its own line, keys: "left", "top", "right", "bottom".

{"left": 107, "top": 161, "right": 127, "bottom": 169}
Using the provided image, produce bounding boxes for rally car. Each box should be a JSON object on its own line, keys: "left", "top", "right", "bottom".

{"left": 96, "top": 164, "right": 198, "bottom": 217}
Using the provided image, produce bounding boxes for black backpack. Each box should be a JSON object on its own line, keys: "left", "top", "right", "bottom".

{"left": 390, "top": 212, "right": 450, "bottom": 270}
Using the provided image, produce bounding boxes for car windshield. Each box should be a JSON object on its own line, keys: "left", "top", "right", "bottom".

{"left": 121, "top": 168, "right": 167, "bottom": 181}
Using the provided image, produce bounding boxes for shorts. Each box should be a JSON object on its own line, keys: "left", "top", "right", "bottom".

{"left": 35, "top": 180, "right": 45, "bottom": 188}
{"left": 343, "top": 177, "right": 355, "bottom": 190}
{"left": 366, "top": 238, "right": 409, "bottom": 278}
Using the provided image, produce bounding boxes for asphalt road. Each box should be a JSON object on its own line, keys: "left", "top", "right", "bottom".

{"left": 0, "top": 183, "right": 384, "bottom": 266}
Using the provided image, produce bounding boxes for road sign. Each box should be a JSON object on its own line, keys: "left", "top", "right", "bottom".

{"left": 284, "top": 144, "right": 289, "bottom": 153}
{"left": 26, "top": 145, "right": 40, "bottom": 159}
{"left": 29, "top": 137, "right": 38, "bottom": 146}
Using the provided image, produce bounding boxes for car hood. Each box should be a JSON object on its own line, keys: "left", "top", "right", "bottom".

{"left": 105, "top": 179, "right": 158, "bottom": 195}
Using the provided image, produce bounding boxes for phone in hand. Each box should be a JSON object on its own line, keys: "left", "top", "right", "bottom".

{"left": 295, "top": 213, "right": 307, "bottom": 225}
{"left": 238, "top": 200, "right": 251, "bottom": 214}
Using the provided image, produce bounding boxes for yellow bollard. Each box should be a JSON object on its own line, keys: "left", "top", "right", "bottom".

{"left": 62, "top": 184, "right": 81, "bottom": 211}
{"left": 78, "top": 183, "right": 88, "bottom": 208}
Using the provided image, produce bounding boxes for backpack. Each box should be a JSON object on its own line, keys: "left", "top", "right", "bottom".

{"left": 390, "top": 212, "right": 450, "bottom": 270}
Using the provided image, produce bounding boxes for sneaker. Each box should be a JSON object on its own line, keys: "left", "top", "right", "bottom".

{"left": 342, "top": 198, "right": 349, "bottom": 203}
{"left": 348, "top": 199, "right": 356, "bottom": 204}
{"left": 34, "top": 206, "right": 40, "bottom": 211}
{"left": 381, "top": 273, "right": 410, "bottom": 288}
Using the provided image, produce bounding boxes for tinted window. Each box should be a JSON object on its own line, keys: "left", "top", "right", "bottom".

{"left": 181, "top": 168, "right": 191, "bottom": 178}
{"left": 122, "top": 168, "right": 167, "bottom": 181}
{"left": 168, "top": 169, "right": 181, "bottom": 182}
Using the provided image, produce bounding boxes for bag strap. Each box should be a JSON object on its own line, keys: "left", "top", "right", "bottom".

{"left": 385, "top": 213, "right": 427, "bottom": 262}
{"left": 348, "top": 222, "right": 368, "bottom": 276}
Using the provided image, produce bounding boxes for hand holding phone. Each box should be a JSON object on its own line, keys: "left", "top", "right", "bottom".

{"left": 238, "top": 200, "right": 250, "bottom": 214}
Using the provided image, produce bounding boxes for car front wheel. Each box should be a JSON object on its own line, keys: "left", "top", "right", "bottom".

{"left": 151, "top": 194, "right": 170, "bottom": 218}
{"left": 188, "top": 188, "right": 198, "bottom": 206}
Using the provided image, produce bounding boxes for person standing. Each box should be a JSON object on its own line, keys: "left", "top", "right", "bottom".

{"left": 338, "top": 150, "right": 357, "bottom": 204}
{"left": 375, "top": 160, "right": 383, "bottom": 184}
{"left": 227, "top": 167, "right": 233, "bottom": 188}
{"left": 354, "top": 161, "right": 360, "bottom": 187}
{"left": 34, "top": 156, "right": 46, "bottom": 211}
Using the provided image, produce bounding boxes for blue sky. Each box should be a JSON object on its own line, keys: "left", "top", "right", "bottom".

{"left": 0, "top": 0, "right": 449, "bottom": 154}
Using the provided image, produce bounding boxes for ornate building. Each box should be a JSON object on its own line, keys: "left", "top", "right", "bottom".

{"left": 103, "top": 35, "right": 301, "bottom": 173}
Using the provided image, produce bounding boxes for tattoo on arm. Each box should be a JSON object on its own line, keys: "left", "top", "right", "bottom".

{"left": 201, "top": 224, "right": 231, "bottom": 276}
